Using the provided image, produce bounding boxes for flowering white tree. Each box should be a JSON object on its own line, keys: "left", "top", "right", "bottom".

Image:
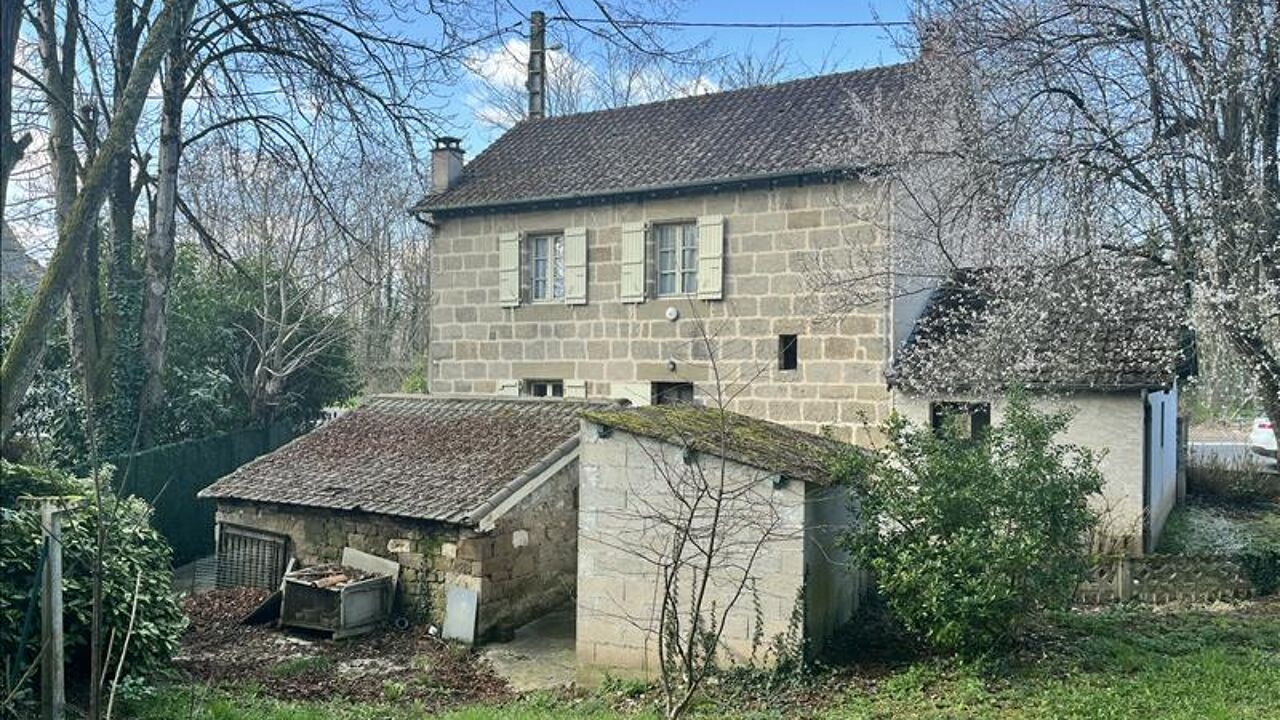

{"left": 811, "top": 3, "right": 1278, "bottom": 447}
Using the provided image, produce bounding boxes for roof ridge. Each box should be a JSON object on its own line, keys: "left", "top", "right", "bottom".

{"left": 501, "top": 61, "right": 918, "bottom": 128}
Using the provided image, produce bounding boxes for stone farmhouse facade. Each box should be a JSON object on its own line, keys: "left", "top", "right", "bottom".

{"left": 416, "top": 66, "right": 916, "bottom": 445}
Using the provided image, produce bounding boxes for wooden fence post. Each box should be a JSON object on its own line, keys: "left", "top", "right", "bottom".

{"left": 19, "top": 496, "right": 86, "bottom": 720}
{"left": 1114, "top": 555, "right": 1133, "bottom": 602}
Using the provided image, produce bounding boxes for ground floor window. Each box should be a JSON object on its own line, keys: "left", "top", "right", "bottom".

{"left": 929, "top": 401, "right": 991, "bottom": 441}
{"left": 652, "top": 382, "right": 695, "bottom": 405}
{"left": 524, "top": 379, "right": 564, "bottom": 398}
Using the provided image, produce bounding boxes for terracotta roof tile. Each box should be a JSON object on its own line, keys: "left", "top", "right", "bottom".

{"left": 199, "top": 395, "right": 610, "bottom": 523}
{"left": 415, "top": 63, "right": 916, "bottom": 213}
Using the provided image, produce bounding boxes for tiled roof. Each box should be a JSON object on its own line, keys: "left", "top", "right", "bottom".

{"left": 581, "top": 405, "right": 850, "bottom": 485}
{"left": 199, "top": 395, "right": 610, "bottom": 524}
{"left": 892, "top": 259, "right": 1186, "bottom": 394}
{"left": 415, "top": 63, "right": 916, "bottom": 213}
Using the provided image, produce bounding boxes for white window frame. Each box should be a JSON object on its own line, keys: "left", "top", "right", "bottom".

{"left": 530, "top": 233, "right": 565, "bottom": 302}
{"left": 524, "top": 379, "right": 564, "bottom": 398}
{"left": 654, "top": 222, "right": 698, "bottom": 296}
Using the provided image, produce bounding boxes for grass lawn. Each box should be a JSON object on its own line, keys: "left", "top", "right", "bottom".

{"left": 124, "top": 598, "right": 1280, "bottom": 720}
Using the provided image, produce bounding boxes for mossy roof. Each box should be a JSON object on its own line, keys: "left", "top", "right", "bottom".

{"left": 582, "top": 405, "right": 851, "bottom": 485}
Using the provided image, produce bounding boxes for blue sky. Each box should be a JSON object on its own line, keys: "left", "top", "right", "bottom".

{"left": 451, "top": 1, "right": 912, "bottom": 149}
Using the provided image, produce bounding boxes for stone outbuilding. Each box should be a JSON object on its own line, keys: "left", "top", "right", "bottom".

{"left": 576, "top": 405, "right": 863, "bottom": 677}
{"left": 198, "top": 394, "right": 605, "bottom": 640}
{"left": 890, "top": 261, "right": 1189, "bottom": 553}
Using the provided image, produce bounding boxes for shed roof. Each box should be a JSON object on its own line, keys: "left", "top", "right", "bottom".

{"left": 581, "top": 405, "right": 850, "bottom": 485}
{"left": 414, "top": 63, "right": 916, "bottom": 215}
{"left": 198, "top": 395, "right": 609, "bottom": 524}
{"left": 892, "top": 259, "right": 1187, "bottom": 394}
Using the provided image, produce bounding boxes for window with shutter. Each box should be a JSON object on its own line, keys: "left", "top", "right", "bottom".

{"left": 564, "top": 228, "right": 588, "bottom": 305}
{"left": 498, "top": 232, "right": 521, "bottom": 307}
{"left": 620, "top": 222, "right": 647, "bottom": 303}
{"left": 696, "top": 215, "right": 724, "bottom": 300}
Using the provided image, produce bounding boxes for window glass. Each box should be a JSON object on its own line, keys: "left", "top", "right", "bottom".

{"left": 652, "top": 382, "right": 695, "bottom": 405}
{"left": 778, "top": 334, "right": 798, "bottom": 370}
{"left": 530, "top": 234, "right": 564, "bottom": 301}
{"left": 655, "top": 222, "right": 697, "bottom": 296}
{"left": 680, "top": 224, "right": 698, "bottom": 294}
{"left": 525, "top": 379, "right": 564, "bottom": 397}
{"left": 532, "top": 236, "right": 548, "bottom": 300}
{"left": 552, "top": 236, "right": 565, "bottom": 300}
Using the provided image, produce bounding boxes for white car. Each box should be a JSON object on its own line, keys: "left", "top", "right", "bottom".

{"left": 1249, "top": 416, "right": 1277, "bottom": 460}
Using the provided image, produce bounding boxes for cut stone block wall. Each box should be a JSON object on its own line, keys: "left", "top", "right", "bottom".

{"left": 578, "top": 421, "right": 838, "bottom": 678}
{"left": 429, "top": 181, "right": 893, "bottom": 443}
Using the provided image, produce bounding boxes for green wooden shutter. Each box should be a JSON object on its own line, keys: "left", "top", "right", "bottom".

{"left": 564, "top": 228, "right": 588, "bottom": 305}
{"left": 696, "top": 215, "right": 724, "bottom": 300}
{"left": 498, "top": 232, "right": 521, "bottom": 307}
{"left": 564, "top": 379, "right": 587, "bottom": 399}
{"left": 620, "top": 222, "right": 647, "bottom": 303}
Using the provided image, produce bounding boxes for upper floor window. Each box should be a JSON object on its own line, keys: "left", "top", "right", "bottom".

{"left": 530, "top": 234, "right": 565, "bottom": 302}
{"left": 654, "top": 222, "right": 698, "bottom": 296}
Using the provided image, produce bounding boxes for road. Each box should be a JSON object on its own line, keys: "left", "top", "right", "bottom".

{"left": 1189, "top": 442, "right": 1279, "bottom": 473}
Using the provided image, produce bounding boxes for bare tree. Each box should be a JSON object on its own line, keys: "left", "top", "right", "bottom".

{"left": 855, "top": 4, "right": 1274, "bottom": 443}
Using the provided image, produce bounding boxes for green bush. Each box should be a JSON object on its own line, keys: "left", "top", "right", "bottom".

{"left": 835, "top": 393, "right": 1104, "bottom": 654}
{"left": 1, "top": 461, "right": 186, "bottom": 701}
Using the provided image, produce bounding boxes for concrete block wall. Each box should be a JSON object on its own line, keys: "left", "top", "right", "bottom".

{"left": 429, "top": 181, "right": 893, "bottom": 443}
{"left": 892, "top": 391, "right": 1148, "bottom": 553}
{"left": 215, "top": 501, "right": 456, "bottom": 621}
{"left": 577, "top": 424, "right": 812, "bottom": 677}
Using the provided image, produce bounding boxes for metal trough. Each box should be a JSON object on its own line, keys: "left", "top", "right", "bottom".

{"left": 280, "top": 548, "right": 398, "bottom": 639}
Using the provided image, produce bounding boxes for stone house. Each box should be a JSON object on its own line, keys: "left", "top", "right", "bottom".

{"left": 413, "top": 65, "right": 917, "bottom": 444}
{"left": 198, "top": 394, "right": 605, "bottom": 640}
{"left": 889, "top": 263, "right": 1187, "bottom": 552}
{"left": 412, "top": 60, "right": 1186, "bottom": 558}
{"left": 576, "top": 404, "right": 860, "bottom": 677}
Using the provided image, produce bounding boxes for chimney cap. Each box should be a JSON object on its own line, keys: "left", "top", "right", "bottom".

{"left": 434, "top": 136, "right": 463, "bottom": 150}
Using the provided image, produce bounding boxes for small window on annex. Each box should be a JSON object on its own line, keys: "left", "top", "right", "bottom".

{"left": 651, "top": 382, "right": 695, "bottom": 406}
{"left": 529, "top": 233, "right": 565, "bottom": 302}
{"left": 929, "top": 402, "right": 991, "bottom": 441}
{"left": 524, "top": 379, "right": 564, "bottom": 398}
{"left": 778, "top": 334, "right": 798, "bottom": 371}
{"left": 654, "top": 222, "right": 698, "bottom": 296}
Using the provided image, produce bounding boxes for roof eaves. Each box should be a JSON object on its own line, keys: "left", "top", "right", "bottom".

{"left": 412, "top": 166, "right": 866, "bottom": 217}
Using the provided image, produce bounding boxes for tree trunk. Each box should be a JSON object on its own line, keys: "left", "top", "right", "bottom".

{"left": 1, "top": 1, "right": 30, "bottom": 217}
{"left": 0, "top": 0, "right": 195, "bottom": 442}
{"left": 138, "top": 15, "right": 191, "bottom": 435}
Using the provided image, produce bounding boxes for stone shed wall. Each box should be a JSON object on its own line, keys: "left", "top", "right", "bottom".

{"left": 577, "top": 424, "right": 813, "bottom": 678}
{"left": 429, "top": 181, "right": 893, "bottom": 443}
{"left": 214, "top": 501, "right": 457, "bottom": 622}
{"left": 452, "top": 458, "right": 579, "bottom": 639}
